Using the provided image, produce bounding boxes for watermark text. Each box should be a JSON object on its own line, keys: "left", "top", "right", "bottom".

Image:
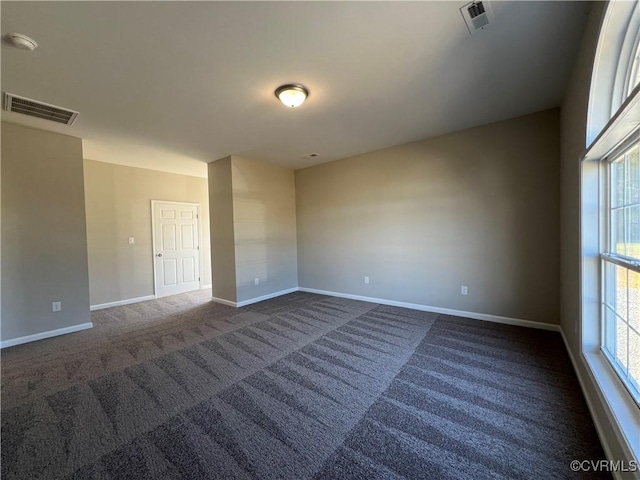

{"left": 570, "top": 460, "right": 638, "bottom": 472}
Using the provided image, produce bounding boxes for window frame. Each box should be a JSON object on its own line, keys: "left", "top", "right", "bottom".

{"left": 623, "top": 27, "right": 640, "bottom": 98}
{"left": 587, "top": 1, "right": 640, "bottom": 145}
{"left": 600, "top": 133, "right": 640, "bottom": 406}
{"left": 611, "top": 0, "right": 640, "bottom": 114}
{"left": 581, "top": 0, "right": 640, "bottom": 459}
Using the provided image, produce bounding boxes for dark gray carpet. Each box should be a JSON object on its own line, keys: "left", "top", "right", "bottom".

{"left": 1, "top": 292, "right": 607, "bottom": 479}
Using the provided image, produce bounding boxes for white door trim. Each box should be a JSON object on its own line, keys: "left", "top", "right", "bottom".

{"left": 151, "top": 200, "right": 202, "bottom": 298}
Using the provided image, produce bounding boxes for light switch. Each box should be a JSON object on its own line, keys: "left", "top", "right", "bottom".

{"left": 128, "top": 237, "right": 135, "bottom": 244}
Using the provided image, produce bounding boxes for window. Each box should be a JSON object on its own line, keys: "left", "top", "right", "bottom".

{"left": 581, "top": 1, "right": 640, "bottom": 459}
{"left": 587, "top": 1, "right": 640, "bottom": 145}
{"left": 627, "top": 40, "right": 640, "bottom": 96}
{"left": 602, "top": 141, "right": 640, "bottom": 404}
{"left": 585, "top": 1, "right": 640, "bottom": 409}
{"left": 614, "top": 1, "right": 640, "bottom": 111}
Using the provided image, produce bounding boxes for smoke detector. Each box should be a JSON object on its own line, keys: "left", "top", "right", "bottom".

{"left": 4, "top": 32, "right": 38, "bottom": 51}
{"left": 460, "top": 1, "right": 493, "bottom": 34}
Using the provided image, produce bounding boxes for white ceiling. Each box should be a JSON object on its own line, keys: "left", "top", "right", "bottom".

{"left": 1, "top": 1, "right": 590, "bottom": 177}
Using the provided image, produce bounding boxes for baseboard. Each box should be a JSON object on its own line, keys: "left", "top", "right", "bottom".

{"left": 0, "top": 322, "right": 94, "bottom": 349}
{"left": 212, "top": 287, "right": 300, "bottom": 308}
{"left": 90, "top": 295, "right": 156, "bottom": 311}
{"left": 559, "top": 329, "right": 638, "bottom": 480}
{"left": 298, "top": 287, "right": 560, "bottom": 332}
{"left": 559, "top": 329, "right": 617, "bottom": 478}
{"left": 236, "top": 287, "right": 299, "bottom": 307}
{"left": 211, "top": 285, "right": 559, "bottom": 331}
{"left": 211, "top": 296, "right": 238, "bottom": 307}
{"left": 201, "top": 284, "right": 212, "bottom": 289}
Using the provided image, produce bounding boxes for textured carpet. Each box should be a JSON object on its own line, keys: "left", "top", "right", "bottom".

{"left": 1, "top": 290, "right": 607, "bottom": 479}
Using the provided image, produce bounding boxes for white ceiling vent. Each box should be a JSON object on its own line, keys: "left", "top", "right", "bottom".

{"left": 2, "top": 92, "right": 78, "bottom": 125}
{"left": 460, "top": 1, "right": 493, "bottom": 34}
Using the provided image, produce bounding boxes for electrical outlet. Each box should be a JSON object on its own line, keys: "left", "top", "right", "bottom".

{"left": 52, "top": 301, "right": 62, "bottom": 312}
{"left": 128, "top": 237, "right": 135, "bottom": 244}
{"left": 461, "top": 286, "right": 468, "bottom": 295}
{"left": 254, "top": 277, "right": 259, "bottom": 285}
{"left": 364, "top": 276, "right": 369, "bottom": 284}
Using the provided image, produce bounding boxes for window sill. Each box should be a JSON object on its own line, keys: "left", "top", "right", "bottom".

{"left": 583, "top": 348, "right": 640, "bottom": 463}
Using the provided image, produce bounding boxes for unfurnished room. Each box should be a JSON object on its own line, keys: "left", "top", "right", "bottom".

{"left": 1, "top": 1, "right": 639, "bottom": 479}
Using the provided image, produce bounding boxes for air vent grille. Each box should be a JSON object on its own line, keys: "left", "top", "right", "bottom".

{"left": 460, "top": 1, "right": 492, "bottom": 34}
{"left": 2, "top": 92, "right": 78, "bottom": 125}
{"left": 467, "top": 2, "right": 486, "bottom": 19}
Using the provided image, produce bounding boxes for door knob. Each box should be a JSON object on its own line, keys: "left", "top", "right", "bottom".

{"left": 157, "top": 253, "right": 163, "bottom": 257}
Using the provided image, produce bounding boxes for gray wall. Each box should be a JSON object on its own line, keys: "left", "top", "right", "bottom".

{"left": 559, "top": 1, "right": 634, "bottom": 468}
{"left": 208, "top": 155, "right": 298, "bottom": 304}
{"left": 296, "top": 109, "right": 560, "bottom": 324}
{"left": 1, "top": 122, "right": 91, "bottom": 341}
{"left": 560, "top": 1, "right": 603, "bottom": 363}
{"left": 208, "top": 156, "right": 237, "bottom": 302}
{"left": 84, "top": 159, "right": 211, "bottom": 306}
{"left": 231, "top": 156, "right": 297, "bottom": 302}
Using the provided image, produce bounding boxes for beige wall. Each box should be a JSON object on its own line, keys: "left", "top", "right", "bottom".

{"left": 231, "top": 156, "right": 297, "bottom": 302}
{"left": 560, "top": 2, "right": 603, "bottom": 364}
{"left": 208, "top": 157, "right": 237, "bottom": 302}
{"left": 208, "top": 155, "right": 298, "bottom": 304}
{"left": 1, "top": 122, "right": 91, "bottom": 341}
{"left": 296, "top": 109, "right": 560, "bottom": 324}
{"left": 84, "top": 160, "right": 211, "bottom": 306}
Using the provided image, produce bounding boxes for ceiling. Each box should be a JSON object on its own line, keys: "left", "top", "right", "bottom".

{"left": 1, "top": 1, "right": 590, "bottom": 177}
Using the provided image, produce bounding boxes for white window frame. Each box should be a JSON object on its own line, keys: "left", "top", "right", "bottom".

{"left": 622, "top": 27, "right": 640, "bottom": 98}
{"left": 587, "top": 0, "right": 640, "bottom": 145}
{"left": 581, "top": 91, "right": 640, "bottom": 467}
{"left": 600, "top": 134, "right": 640, "bottom": 405}
{"left": 582, "top": 0, "right": 640, "bottom": 465}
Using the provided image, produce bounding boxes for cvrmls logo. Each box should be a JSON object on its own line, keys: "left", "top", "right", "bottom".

{"left": 570, "top": 460, "right": 638, "bottom": 472}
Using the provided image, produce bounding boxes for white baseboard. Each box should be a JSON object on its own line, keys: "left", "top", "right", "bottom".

{"left": 90, "top": 295, "right": 156, "bottom": 311}
{"left": 211, "top": 296, "right": 238, "bottom": 307}
{"left": 559, "top": 329, "right": 617, "bottom": 479}
{"left": 212, "top": 285, "right": 559, "bottom": 331}
{"left": 0, "top": 322, "right": 94, "bottom": 349}
{"left": 236, "top": 287, "right": 299, "bottom": 307}
{"left": 212, "top": 287, "right": 300, "bottom": 308}
{"left": 298, "top": 287, "right": 560, "bottom": 332}
{"left": 201, "top": 284, "right": 212, "bottom": 289}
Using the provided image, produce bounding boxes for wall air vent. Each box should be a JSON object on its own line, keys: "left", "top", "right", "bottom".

{"left": 2, "top": 92, "right": 78, "bottom": 125}
{"left": 460, "top": 1, "right": 493, "bottom": 34}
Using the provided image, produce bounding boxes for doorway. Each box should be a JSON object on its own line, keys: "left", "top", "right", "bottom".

{"left": 152, "top": 201, "right": 201, "bottom": 297}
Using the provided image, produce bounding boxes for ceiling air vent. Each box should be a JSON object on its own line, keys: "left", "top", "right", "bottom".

{"left": 2, "top": 92, "right": 78, "bottom": 125}
{"left": 460, "top": 1, "right": 493, "bottom": 34}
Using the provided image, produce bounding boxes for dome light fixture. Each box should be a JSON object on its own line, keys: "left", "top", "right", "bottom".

{"left": 275, "top": 84, "right": 308, "bottom": 108}
{"left": 5, "top": 32, "right": 38, "bottom": 51}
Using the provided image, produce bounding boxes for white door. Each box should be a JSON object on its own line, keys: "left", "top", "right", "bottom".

{"left": 152, "top": 201, "right": 201, "bottom": 297}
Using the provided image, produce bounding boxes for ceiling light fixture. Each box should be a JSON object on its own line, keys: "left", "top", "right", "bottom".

{"left": 275, "top": 84, "right": 308, "bottom": 108}
{"left": 4, "top": 32, "right": 38, "bottom": 51}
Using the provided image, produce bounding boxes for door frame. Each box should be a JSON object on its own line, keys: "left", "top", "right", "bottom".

{"left": 150, "top": 200, "right": 203, "bottom": 298}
